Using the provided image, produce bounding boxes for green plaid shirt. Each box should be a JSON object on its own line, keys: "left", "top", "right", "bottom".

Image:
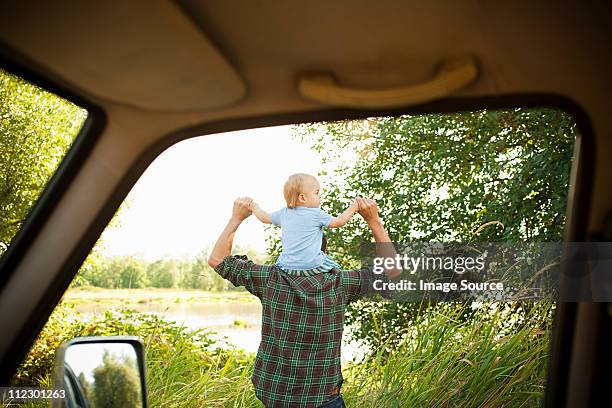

{"left": 214, "top": 255, "right": 389, "bottom": 408}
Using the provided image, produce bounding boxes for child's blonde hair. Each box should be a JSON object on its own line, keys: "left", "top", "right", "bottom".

{"left": 284, "top": 173, "right": 316, "bottom": 208}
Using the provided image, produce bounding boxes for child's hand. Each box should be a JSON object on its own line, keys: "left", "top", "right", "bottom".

{"left": 330, "top": 199, "right": 361, "bottom": 228}
{"left": 232, "top": 197, "right": 254, "bottom": 220}
{"left": 247, "top": 200, "right": 272, "bottom": 224}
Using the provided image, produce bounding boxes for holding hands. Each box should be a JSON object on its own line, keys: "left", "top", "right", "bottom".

{"left": 242, "top": 197, "right": 273, "bottom": 224}
{"left": 231, "top": 195, "right": 380, "bottom": 225}
{"left": 232, "top": 197, "right": 254, "bottom": 221}
{"left": 355, "top": 197, "right": 380, "bottom": 224}
{"left": 247, "top": 199, "right": 260, "bottom": 212}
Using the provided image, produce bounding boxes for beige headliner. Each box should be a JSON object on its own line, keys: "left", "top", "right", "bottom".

{"left": 0, "top": 0, "right": 610, "bottom": 358}
{"left": 0, "top": 0, "right": 245, "bottom": 110}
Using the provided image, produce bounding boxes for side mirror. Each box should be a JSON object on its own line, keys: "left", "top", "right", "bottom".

{"left": 53, "top": 337, "right": 148, "bottom": 408}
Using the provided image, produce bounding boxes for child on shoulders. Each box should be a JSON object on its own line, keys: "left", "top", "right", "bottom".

{"left": 248, "top": 173, "right": 359, "bottom": 274}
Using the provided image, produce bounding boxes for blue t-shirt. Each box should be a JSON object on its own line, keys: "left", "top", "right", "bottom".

{"left": 270, "top": 206, "right": 332, "bottom": 269}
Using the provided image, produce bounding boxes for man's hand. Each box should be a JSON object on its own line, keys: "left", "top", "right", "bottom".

{"left": 356, "top": 197, "right": 381, "bottom": 225}
{"left": 208, "top": 197, "right": 252, "bottom": 268}
{"left": 232, "top": 197, "right": 253, "bottom": 221}
{"left": 356, "top": 197, "right": 401, "bottom": 280}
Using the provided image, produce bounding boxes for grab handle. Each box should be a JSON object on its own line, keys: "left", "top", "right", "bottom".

{"left": 298, "top": 56, "right": 478, "bottom": 109}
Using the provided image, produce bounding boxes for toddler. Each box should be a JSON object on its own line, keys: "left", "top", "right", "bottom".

{"left": 248, "top": 173, "right": 359, "bottom": 274}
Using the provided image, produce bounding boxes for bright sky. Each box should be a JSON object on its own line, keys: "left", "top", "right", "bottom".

{"left": 64, "top": 342, "right": 139, "bottom": 383}
{"left": 100, "top": 125, "right": 323, "bottom": 260}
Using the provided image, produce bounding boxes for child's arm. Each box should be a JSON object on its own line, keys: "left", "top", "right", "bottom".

{"left": 249, "top": 201, "right": 272, "bottom": 224}
{"left": 328, "top": 200, "right": 360, "bottom": 228}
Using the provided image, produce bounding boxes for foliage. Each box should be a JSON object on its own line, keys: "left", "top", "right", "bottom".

{"left": 7, "top": 302, "right": 553, "bottom": 408}
{"left": 74, "top": 246, "right": 268, "bottom": 291}
{"left": 294, "top": 109, "right": 574, "bottom": 248}
{"left": 288, "top": 108, "right": 575, "bottom": 350}
{"left": 10, "top": 304, "right": 260, "bottom": 408}
{"left": 343, "top": 301, "right": 553, "bottom": 407}
{"left": 0, "top": 68, "right": 130, "bottom": 289}
{"left": 147, "top": 258, "right": 182, "bottom": 288}
{"left": 0, "top": 69, "right": 87, "bottom": 256}
{"left": 12, "top": 305, "right": 217, "bottom": 387}
{"left": 91, "top": 352, "right": 141, "bottom": 408}
{"left": 76, "top": 252, "right": 235, "bottom": 291}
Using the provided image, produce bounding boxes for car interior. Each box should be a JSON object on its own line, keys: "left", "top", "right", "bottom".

{"left": 0, "top": 1, "right": 611, "bottom": 407}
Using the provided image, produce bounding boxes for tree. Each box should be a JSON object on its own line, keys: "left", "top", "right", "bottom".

{"left": 147, "top": 259, "right": 181, "bottom": 288}
{"left": 72, "top": 200, "right": 130, "bottom": 288}
{"left": 91, "top": 351, "right": 141, "bottom": 408}
{"left": 77, "top": 372, "right": 92, "bottom": 401}
{"left": 80, "top": 258, "right": 118, "bottom": 289}
{"left": 118, "top": 257, "right": 147, "bottom": 289}
{"left": 286, "top": 108, "right": 575, "bottom": 350}
{"left": 0, "top": 69, "right": 87, "bottom": 256}
{"left": 184, "top": 249, "right": 215, "bottom": 289}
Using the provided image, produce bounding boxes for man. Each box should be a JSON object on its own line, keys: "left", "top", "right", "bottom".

{"left": 208, "top": 197, "right": 401, "bottom": 408}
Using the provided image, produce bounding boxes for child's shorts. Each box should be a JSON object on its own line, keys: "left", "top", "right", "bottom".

{"left": 278, "top": 254, "right": 341, "bottom": 276}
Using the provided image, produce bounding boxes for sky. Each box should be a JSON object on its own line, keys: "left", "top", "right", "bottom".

{"left": 64, "top": 342, "right": 139, "bottom": 383}
{"left": 99, "top": 125, "right": 324, "bottom": 260}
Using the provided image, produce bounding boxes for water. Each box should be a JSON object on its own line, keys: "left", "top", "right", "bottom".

{"left": 74, "top": 300, "right": 367, "bottom": 362}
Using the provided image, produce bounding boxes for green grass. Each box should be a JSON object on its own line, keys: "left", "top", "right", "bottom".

{"left": 4, "top": 306, "right": 261, "bottom": 408}
{"left": 343, "top": 302, "right": 552, "bottom": 407}
{"left": 4, "top": 302, "right": 552, "bottom": 407}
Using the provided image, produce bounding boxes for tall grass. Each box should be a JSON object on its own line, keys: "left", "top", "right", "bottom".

{"left": 343, "top": 302, "right": 552, "bottom": 407}
{"left": 4, "top": 302, "right": 552, "bottom": 407}
{"left": 5, "top": 306, "right": 262, "bottom": 408}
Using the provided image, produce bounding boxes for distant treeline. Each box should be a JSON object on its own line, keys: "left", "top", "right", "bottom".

{"left": 74, "top": 248, "right": 268, "bottom": 291}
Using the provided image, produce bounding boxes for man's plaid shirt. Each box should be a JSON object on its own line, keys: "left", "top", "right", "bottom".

{"left": 214, "top": 255, "right": 389, "bottom": 408}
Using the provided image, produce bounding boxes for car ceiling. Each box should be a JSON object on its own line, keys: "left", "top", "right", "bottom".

{"left": 0, "top": 0, "right": 611, "bottom": 381}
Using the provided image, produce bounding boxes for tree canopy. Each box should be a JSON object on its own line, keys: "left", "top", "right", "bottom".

{"left": 91, "top": 351, "right": 141, "bottom": 408}
{"left": 285, "top": 108, "right": 574, "bottom": 264}
{"left": 281, "top": 108, "right": 576, "bottom": 349}
{"left": 0, "top": 69, "right": 87, "bottom": 255}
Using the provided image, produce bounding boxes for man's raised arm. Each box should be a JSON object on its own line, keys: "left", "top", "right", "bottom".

{"left": 207, "top": 197, "right": 253, "bottom": 268}
{"left": 356, "top": 198, "right": 402, "bottom": 280}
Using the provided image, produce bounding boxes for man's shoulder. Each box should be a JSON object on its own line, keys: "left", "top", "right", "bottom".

{"left": 214, "top": 254, "right": 277, "bottom": 273}
{"left": 213, "top": 254, "right": 246, "bottom": 272}
{"left": 338, "top": 266, "right": 392, "bottom": 300}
